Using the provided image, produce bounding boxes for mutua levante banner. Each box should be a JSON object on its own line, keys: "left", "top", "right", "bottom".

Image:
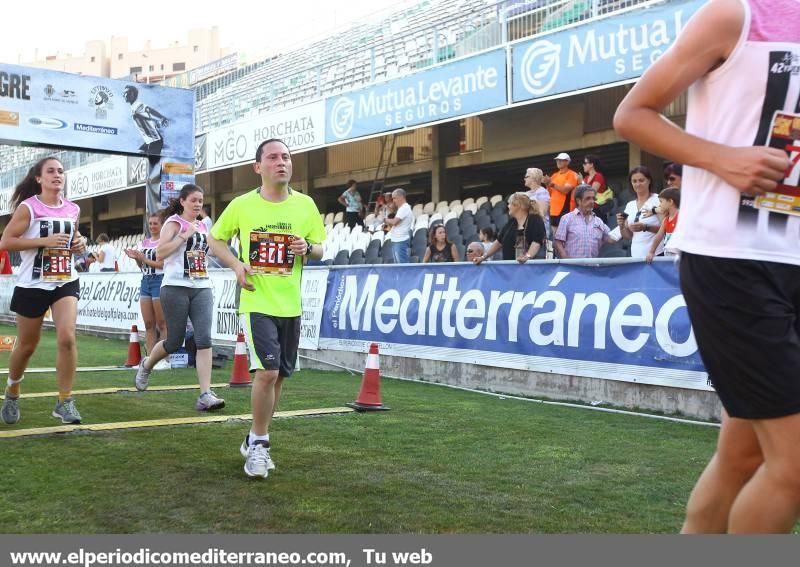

{"left": 320, "top": 262, "right": 710, "bottom": 391}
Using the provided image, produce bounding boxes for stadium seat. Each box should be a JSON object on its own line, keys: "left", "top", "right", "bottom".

{"left": 365, "top": 240, "right": 382, "bottom": 264}
{"left": 461, "top": 198, "right": 474, "bottom": 207}
{"left": 489, "top": 194, "right": 503, "bottom": 206}
{"left": 475, "top": 196, "right": 489, "bottom": 208}
{"left": 476, "top": 215, "right": 493, "bottom": 231}
{"left": 334, "top": 249, "right": 350, "bottom": 265}
{"left": 349, "top": 249, "right": 365, "bottom": 264}
{"left": 333, "top": 211, "right": 344, "bottom": 223}
{"left": 445, "top": 218, "right": 461, "bottom": 241}
{"left": 455, "top": 243, "right": 466, "bottom": 261}
{"left": 423, "top": 202, "right": 435, "bottom": 215}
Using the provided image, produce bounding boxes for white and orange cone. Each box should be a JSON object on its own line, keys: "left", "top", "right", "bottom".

{"left": 124, "top": 325, "right": 142, "bottom": 367}
{"left": 347, "top": 342, "right": 389, "bottom": 411}
{"left": 229, "top": 332, "right": 252, "bottom": 387}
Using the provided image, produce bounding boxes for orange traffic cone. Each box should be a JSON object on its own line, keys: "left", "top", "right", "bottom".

{"left": 347, "top": 343, "right": 389, "bottom": 412}
{"left": 229, "top": 332, "right": 252, "bottom": 387}
{"left": 125, "top": 325, "right": 142, "bottom": 367}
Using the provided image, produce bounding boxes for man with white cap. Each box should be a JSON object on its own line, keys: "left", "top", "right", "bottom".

{"left": 548, "top": 152, "right": 580, "bottom": 236}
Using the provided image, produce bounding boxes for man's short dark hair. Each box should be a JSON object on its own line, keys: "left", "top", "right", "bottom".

{"left": 659, "top": 187, "right": 681, "bottom": 207}
{"left": 255, "top": 138, "right": 291, "bottom": 162}
{"left": 347, "top": 179, "right": 357, "bottom": 188}
{"left": 574, "top": 184, "right": 595, "bottom": 202}
{"left": 664, "top": 162, "right": 683, "bottom": 177}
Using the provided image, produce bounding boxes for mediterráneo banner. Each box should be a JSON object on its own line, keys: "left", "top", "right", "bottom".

{"left": 320, "top": 262, "right": 710, "bottom": 391}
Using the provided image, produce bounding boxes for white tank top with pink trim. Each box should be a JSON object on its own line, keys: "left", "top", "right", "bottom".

{"left": 16, "top": 196, "right": 81, "bottom": 290}
{"left": 669, "top": 0, "right": 800, "bottom": 265}
{"left": 161, "top": 214, "right": 212, "bottom": 289}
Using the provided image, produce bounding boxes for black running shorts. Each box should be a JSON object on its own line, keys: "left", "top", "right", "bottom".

{"left": 680, "top": 252, "right": 800, "bottom": 419}
{"left": 10, "top": 279, "right": 81, "bottom": 319}
{"left": 240, "top": 313, "right": 301, "bottom": 378}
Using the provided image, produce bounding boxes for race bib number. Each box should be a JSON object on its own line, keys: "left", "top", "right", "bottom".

{"left": 755, "top": 111, "right": 800, "bottom": 216}
{"left": 185, "top": 250, "right": 208, "bottom": 280}
{"left": 41, "top": 248, "right": 73, "bottom": 282}
{"left": 248, "top": 232, "right": 296, "bottom": 276}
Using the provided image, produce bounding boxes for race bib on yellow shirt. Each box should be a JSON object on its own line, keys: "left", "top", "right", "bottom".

{"left": 248, "top": 232, "right": 296, "bottom": 276}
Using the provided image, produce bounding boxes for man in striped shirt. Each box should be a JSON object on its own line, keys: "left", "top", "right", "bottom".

{"left": 554, "top": 184, "right": 613, "bottom": 259}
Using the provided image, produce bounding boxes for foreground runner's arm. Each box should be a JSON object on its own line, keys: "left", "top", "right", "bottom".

{"left": 613, "top": 0, "right": 788, "bottom": 194}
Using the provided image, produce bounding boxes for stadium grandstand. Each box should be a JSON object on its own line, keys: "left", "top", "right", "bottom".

{"left": 1, "top": 0, "right": 688, "bottom": 268}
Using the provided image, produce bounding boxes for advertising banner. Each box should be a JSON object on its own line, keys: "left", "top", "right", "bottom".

{"left": 0, "top": 270, "right": 329, "bottom": 351}
{"left": 159, "top": 161, "right": 195, "bottom": 209}
{"left": 0, "top": 63, "right": 194, "bottom": 158}
{"left": 66, "top": 156, "right": 128, "bottom": 201}
{"left": 511, "top": 0, "right": 704, "bottom": 103}
{"left": 320, "top": 262, "right": 710, "bottom": 391}
{"left": 204, "top": 101, "right": 325, "bottom": 169}
{"left": 325, "top": 49, "right": 507, "bottom": 143}
{"left": 127, "top": 156, "right": 149, "bottom": 187}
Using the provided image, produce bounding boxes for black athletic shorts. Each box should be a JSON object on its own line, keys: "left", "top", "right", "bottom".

{"left": 10, "top": 279, "right": 81, "bottom": 319}
{"left": 241, "top": 313, "right": 301, "bottom": 378}
{"left": 680, "top": 252, "right": 800, "bottom": 419}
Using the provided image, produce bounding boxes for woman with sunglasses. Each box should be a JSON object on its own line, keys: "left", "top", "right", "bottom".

{"left": 616, "top": 166, "right": 663, "bottom": 258}
{"left": 582, "top": 154, "right": 613, "bottom": 223}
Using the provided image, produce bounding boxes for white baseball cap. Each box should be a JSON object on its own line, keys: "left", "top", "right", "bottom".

{"left": 554, "top": 152, "right": 571, "bottom": 161}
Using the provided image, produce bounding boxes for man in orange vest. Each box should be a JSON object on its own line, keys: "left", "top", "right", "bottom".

{"left": 548, "top": 152, "right": 580, "bottom": 235}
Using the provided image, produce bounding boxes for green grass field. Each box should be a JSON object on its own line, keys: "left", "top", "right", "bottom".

{"left": 0, "top": 324, "right": 719, "bottom": 534}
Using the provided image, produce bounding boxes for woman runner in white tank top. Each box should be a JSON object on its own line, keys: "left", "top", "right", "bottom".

{"left": 0, "top": 157, "right": 88, "bottom": 426}
{"left": 133, "top": 184, "right": 224, "bottom": 412}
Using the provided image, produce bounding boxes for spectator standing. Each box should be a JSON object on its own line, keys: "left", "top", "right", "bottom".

{"left": 645, "top": 187, "right": 681, "bottom": 263}
{"left": 95, "top": 233, "right": 117, "bottom": 272}
{"left": 474, "top": 193, "right": 546, "bottom": 264}
{"left": 524, "top": 168, "right": 551, "bottom": 237}
{"left": 617, "top": 166, "right": 663, "bottom": 258}
{"left": 337, "top": 179, "right": 363, "bottom": 230}
{"left": 582, "top": 154, "right": 613, "bottom": 222}
{"left": 554, "top": 184, "right": 613, "bottom": 259}
{"left": 548, "top": 152, "right": 580, "bottom": 235}
{"left": 384, "top": 189, "right": 413, "bottom": 264}
{"left": 663, "top": 162, "right": 683, "bottom": 190}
